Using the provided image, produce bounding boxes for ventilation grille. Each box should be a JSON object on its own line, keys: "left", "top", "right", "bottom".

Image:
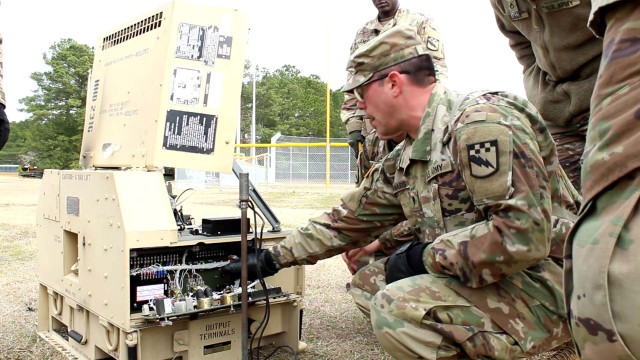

{"left": 101, "top": 11, "right": 164, "bottom": 50}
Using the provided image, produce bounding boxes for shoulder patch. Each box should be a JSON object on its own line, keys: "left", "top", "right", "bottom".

{"left": 467, "top": 140, "right": 500, "bottom": 178}
{"left": 457, "top": 123, "right": 512, "bottom": 201}
{"left": 426, "top": 36, "right": 439, "bottom": 51}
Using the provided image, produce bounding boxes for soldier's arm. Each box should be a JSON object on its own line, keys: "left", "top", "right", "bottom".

{"left": 270, "top": 164, "right": 406, "bottom": 267}
{"left": 491, "top": 1, "right": 536, "bottom": 71}
{"left": 424, "top": 102, "right": 553, "bottom": 288}
{"left": 341, "top": 27, "right": 372, "bottom": 132}
{"left": 341, "top": 93, "right": 364, "bottom": 133}
{"left": 416, "top": 16, "right": 448, "bottom": 84}
{"left": 376, "top": 218, "right": 420, "bottom": 253}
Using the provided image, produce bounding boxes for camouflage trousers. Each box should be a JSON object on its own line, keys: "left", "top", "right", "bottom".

{"left": 566, "top": 169, "right": 640, "bottom": 359}
{"left": 546, "top": 121, "right": 587, "bottom": 193}
{"left": 350, "top": 260, "right": 571, "bottom": 359}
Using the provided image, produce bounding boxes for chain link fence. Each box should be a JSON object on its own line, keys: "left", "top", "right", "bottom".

{"left": 175, "top": 135, "right": 358, "bottom": 189}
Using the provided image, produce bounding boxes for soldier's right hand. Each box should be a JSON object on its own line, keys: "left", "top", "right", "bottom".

{"left": 347, "top": 130, "right": 365, "bottom": 160}
{"left": 220, "top": 248, "right": 281, "bottom": 280}
{"left": 341, "top": 240, "right": 381, "bottom": 275}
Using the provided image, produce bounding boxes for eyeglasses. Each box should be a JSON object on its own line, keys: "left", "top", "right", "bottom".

{"left": 353, "top": 71, "right": 410, "bottom": 102}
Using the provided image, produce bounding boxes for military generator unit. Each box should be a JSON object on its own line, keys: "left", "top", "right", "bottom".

{"left": 35, "top": 1, "right": 304, "bottom": 359}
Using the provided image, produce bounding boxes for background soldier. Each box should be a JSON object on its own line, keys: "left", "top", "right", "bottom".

{"left": 566, "top": 1, "right": 640, "bottom": 358}
{"left": 0, "top": 31, "right": 9, "bottom": 151}
{"left": 490, "top": 0, "right": 602, "bottom": 191}
{"left": 342, "top": 0, "right": 447, "bottom": 185}
{"left": 224, "top": 26, "right": 580, "bottom": 359}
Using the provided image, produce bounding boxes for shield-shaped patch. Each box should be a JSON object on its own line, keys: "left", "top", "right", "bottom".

{"left": 426, "top": 36, "right": 439, "bottom": 51}
{"left": 467, "top": 140, "right": 499, "bottom": 178}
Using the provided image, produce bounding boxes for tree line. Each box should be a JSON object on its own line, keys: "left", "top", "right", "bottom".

{"left": 1, "top": 39, "right": 346, "bottom": 169}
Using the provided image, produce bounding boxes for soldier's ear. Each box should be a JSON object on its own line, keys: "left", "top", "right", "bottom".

{"left": 387, "top": 71, "right": 404, "bottom": 97}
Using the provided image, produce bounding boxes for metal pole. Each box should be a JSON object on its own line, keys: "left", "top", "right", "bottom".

{"left": 251, "top": 65, "right": 257, "bottom": 167}
{"left": 325, "top": 28, "right": 331, "bottom": 192}
{"left": 239, "top": 173, "right": 250, "bottom": 360}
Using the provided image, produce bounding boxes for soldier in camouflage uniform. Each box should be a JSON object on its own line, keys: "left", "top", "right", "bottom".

{"left": 490, "top": 0, "right": 603, "bottom": 191}
{"left": 223, "top": 26, "right": 580, "bottom": 358}
{"left": 0, "top": 32, "right": 9, "bottom": 150}
{"left": 565, "top": 1, "right": 640, "bottom": 358}
{"left": 342, "top": 0, "right": 447, "bottom": 186}
{"left": 340, "top": 0, "right": 448, "bottom": 272}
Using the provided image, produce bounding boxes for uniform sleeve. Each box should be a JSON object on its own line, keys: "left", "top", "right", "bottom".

{"left": 270, "top": 164, "right": 406, "bottom": 267}
{"left": 340, "top": 27, "right": 370, "bottom": 131}
{"left": 376, "top": 217, "right": 420, "bottom": 253}
{"left": 416, "top": 17, "right": 448, "bottom": 84}
{"left": 340, "top": 93, "right": 364, "bottom": 133}
{"left": 424, "top": 105, "right": 553, "bottom": 288}
{"left": 491, "top": 1, "right": 536, "bottom": 72}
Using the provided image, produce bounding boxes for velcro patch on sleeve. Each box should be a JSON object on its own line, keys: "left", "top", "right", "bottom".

{"left": 457, "top": 123, "right": 512, "bottom": 202}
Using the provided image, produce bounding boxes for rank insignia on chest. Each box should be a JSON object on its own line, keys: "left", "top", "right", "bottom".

{"left": 503, "top": 0, "right": 530, "bottom": 20}
{"left": 467, "top": 140, "right": 499, "bottom": 178}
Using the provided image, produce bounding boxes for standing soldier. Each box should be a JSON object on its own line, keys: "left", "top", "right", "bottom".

{"left": 224, "top": 26, "right": 580, "bottom": 359}
{"left": 566, "top": 1, "right": 640, "bottom": 358}
{"left": 490, "top": 0, "right": 602, "bottom": 191}
{"left": 0, "top": 30, "right": 10, "bottom": 151}
{"left": 342, "top": 0, "right": 447, "bottom": 185}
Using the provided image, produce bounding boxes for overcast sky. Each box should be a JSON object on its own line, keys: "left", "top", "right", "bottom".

{"left": 1, "top": 0, "right": 525, "bottom": 122}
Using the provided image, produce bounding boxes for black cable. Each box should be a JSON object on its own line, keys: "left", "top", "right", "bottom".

{"left": 248, "top": 202, "right": 266, "bottom": 248}
{"left": 255, "top": 268, "right": 270, "bottom": 360}
{"left": 171, "top": 188, "right": 193, "bottom": 231}
{"left": 248, "top": 202, "right": 269, "bottom": 360}
{"left": 172, "top": 208, "right": 186, "bottom": 231}
{"left": 263, "top": 345, "right": 300, "bottom": 360}
{"left": 174, "top": 188, "right": 194, "bottom": 205}
{"left": 247, "top": 201, "right": 298, "bottom": 360}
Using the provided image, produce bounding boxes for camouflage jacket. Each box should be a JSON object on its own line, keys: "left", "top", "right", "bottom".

{"left": 0, "top": 32, "right": 4, "bottom": 107}
{"left": 340, "top": 8, "right": 448, "bottom": 134}
{"left": 491, "top": 0, "right": 602, "bottom": 129}
{"left": 272, "top": 84, "right": 579, "bottom": 289}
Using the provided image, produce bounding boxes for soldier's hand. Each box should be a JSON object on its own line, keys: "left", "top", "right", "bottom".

{"left": 220, "top": 248, "right": 281, "bottom": 280}
{"left": 0, "top": 105, "right": 9, "bottom": 151}
{"left": 384, "top": 242, "right": 428, "bottom": 284}
{"left": 347, "top": 130, "right": 365, "bottom": 160}
{"left": 341, "top": 240, "right": 381, "bottom": 275}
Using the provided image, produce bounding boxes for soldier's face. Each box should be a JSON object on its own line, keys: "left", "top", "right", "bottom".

{"left": 372, "top": 0, "right": 399, "bottom": 15}
{"left": 357, "top": 79, "right": 404, "bottom": 141}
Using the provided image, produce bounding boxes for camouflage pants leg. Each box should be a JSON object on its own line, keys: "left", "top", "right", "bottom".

{"left": 351, "top": 260, "right": 527, "bottom": 359}
{"left": 349, "top": 259, "right": 387, "bottom": 318}
{"left": 368, "top": 273, "right": 533, "bottom": 359}
{"left": 568, "top": 170, "right": 640, "bottom": 359}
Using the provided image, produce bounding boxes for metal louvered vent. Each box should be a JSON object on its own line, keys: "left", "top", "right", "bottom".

{"left": 101, "top": 11, "right": 164, "bottom": 50}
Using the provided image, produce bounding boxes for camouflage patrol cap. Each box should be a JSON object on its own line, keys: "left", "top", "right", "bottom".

{"left": 341, "top": 25, "right": 428, "bottom": 92}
